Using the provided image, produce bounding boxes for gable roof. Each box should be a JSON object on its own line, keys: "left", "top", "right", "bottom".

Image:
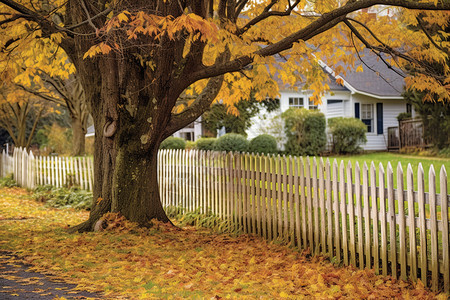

{"left": 277, "top": 49, "right": 405, "bottom": 99}
{"left": 331, "top": 49, "right": 405, "bottom": 98}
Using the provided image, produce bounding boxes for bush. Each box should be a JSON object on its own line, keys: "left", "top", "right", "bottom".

{"left": 282, "top": 108, "right": 326, "bottom": 156}
{"left": 213, "top": 133, "right": 249, "bottom": 152}
{"left": 32, "top": 185, "right": 93, "bottom": 210}
{"left": 0, "top": 174, "right": 17, "bottom": 187}
{"left": 397, "top": 112, "right": 411, "bottom": 122}
{"left": 328, "top": 117, "right": 367, "bottom": 154}
{"left": 248, "top": 134, "right": 278, "bottom": 154}
{"left": 195, "top": 137, "right": 217, "bottom": 151}
{"left": 160, "top": 137, "right": 186, "bottom": 150}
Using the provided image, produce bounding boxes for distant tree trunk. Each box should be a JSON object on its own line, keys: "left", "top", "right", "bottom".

{"left": 71, "top": 117, "right": 86, "bottom": 156}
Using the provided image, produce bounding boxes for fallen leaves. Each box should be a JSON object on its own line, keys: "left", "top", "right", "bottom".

{"left": 0, "top": 187, "right": 445, "bottom": 299}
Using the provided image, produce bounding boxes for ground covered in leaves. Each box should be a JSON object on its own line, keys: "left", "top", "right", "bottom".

{"left": 0, "top": 187, "right": 445, "bottom": 299}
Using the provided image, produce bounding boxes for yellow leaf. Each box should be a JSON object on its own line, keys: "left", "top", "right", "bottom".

{"left": 356, "top": 65, "right": 363, "bottom": 72}
{"left": 279, "top": 291, "right": 289, "bottom": 298}
{"left": 117, "top": 12, "right": 129, "bottom": 23}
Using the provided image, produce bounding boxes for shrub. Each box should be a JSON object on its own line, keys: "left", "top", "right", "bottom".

{"left": 282, "top": 108, "right": 326, "bottom": 156}
{"left": 328, "top": 117, "right": 367, "bottom": 154}
{"left": 213, "top": 133, "right": 249, "bottom": 152}
{"left": 32, "top": 185, "right": 93, "bottom": 210}
{"left": 397, "top": 112, "right": 411, "bottom": 122}
{"left": 248, "top": 134, "right": 278, "bottom": 154}
{"left": 160, "top": 137, "right": 186, "bottom": 150}
{"left": 0, "top": 174, "right": 17, "bottom": 187}
{"left": 195, "top": 137, "right": 217, "bottom": 151}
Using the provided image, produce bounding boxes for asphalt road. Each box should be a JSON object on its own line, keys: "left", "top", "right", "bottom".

{"left": 0, "top": 251, "right": 101, "bottom": 299}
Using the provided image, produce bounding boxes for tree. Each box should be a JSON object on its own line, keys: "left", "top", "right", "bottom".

{"left": 0, "top": 83, "right": 47, "bottom": 148}
{"left": 404, "top": 90, "right": 450, "bottom": 149}
{"left": 18, "top": 73, "right": 90, "bottom": 156}
{"left": 0, "top": 17, "right": 89, "bottom": 155}
{"left": 202, "top": 97, "right": 279, "bottom": 136}
{"left": 0, "top": 0, "right": 449, "bottom": 232}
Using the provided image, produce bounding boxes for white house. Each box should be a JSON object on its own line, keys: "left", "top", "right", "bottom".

{"left": 248, "top": 50, "right": 412, "bottom": 151}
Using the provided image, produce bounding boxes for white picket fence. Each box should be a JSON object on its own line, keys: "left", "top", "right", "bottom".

{"left": 157, "top": 149, "right": 450, "bottom": 293}
{"left": 1, "top": 148, "right": 93, "bottom": 191}
{"left": 1, "top": 147, "right": 449, "bottom": 292}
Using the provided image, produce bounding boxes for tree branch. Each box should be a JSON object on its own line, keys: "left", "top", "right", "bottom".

{"left": 189, "top": 0, "right": 450, "bottom": 84}
{"left": 165, "top": 74, "right": 224, "bottom": 137}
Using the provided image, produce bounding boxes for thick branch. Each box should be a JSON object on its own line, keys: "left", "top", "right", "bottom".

{"left": 165, "top": 75, "right": 224, "bottom": 137}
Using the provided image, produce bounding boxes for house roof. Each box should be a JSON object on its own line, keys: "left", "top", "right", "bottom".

{"left": 277, "top": 49, "right": 405, "bottom": 99}
{"left": 337, "top": 49, "right": 405, "bottom": 98}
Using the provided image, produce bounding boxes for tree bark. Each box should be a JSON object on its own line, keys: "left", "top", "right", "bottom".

{"left": 71, "top": 117, "right": 86, "bottom": 156}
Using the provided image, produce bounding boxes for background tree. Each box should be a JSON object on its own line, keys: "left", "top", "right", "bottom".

{"left": 0, "top": 0, "right": 449, "bottom": 232}
{"left": 17, "top": 73, "right": 90, "bottom": 156}
{"left": 0, "top": 18, "right": 89, "bottom": 155}
{"left": 0, "top": 83, "right": 51, "bottom": 149}
{"left": 202, "top": 97, "right": 279, "bottom": 136}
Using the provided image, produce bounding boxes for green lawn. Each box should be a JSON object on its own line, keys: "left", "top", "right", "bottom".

{"left": 324, "top": 152, "right": 450, "bottom": 193}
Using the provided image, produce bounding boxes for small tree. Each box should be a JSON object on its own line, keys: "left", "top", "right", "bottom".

{"left": 282, "top": 108, "right": 326, "bottom": 156}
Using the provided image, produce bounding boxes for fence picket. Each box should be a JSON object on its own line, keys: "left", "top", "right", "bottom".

{"left": 379, "top": 163, "right": 388, "bottom": 276}
{"left": 313, "top": 157, "right": 319, "bottom": 254}
{"left": 397, "top": 163, "right": 407, "bottom": 281}
{"left": 300, "top": 157, "right": 307, "bottom": 249}
{"left": 319, "top": 158, "right": 326, "bottom": 254}
{"left": 283, "top": 156, "right": 289, "bottom": 240}
{"left": 418, "top": 163, "right": 427, "bottom": 285}
{"left": 347, "top": 162, "right": 356, "bottom": 267}
{"left": 387, "top": 162, "right": 397, "bottom": 279}
{"left": 407, "top": 164, "right": 417, "bottom": 281}
{"left": 340, "top": 161, "right": 348, "bottom": 266}
{"left": 255, "top": 154, "right": 261, "bottom": 236}
{"left": 333, "top": 160, "right": 341, "bottom": 262}
{"left": 325, "top": 159, "right": 333, "bottom": 257}
{"left": 355, "top": 162, "right": 364, "bottom": 269}
{"left": 294, "top": 157, "right": 301, "bottom": 248}
{"left": 429, "top": 165, "right": 438, "bottom": 292}
{"left": 289, "top": 157, "right": 296, "bottom": 244}
{"left": 261, "top": 156, "right": 267, "bottom": 239}
{"left": 307, "top": 158, "right": 313, "bottom": 250}
{"left": 371, "top": 162, "right": 379, "bottom": 274}
{"left": 440, "top": 166, "right": 449, "bottom": 293}
{"left": 362, "top": 162, "right": 371, "bottom": 269}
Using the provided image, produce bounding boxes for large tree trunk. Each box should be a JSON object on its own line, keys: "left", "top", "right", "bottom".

{"left": 70, "top": 54, "right": 175, "bottom": 232}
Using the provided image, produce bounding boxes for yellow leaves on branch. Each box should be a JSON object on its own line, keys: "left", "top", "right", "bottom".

{"left": 84, "top": 11, "right": 218, "bottom": 59}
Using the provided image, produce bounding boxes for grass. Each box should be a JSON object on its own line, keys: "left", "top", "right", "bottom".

{"left": 325, "top": 152, "right": 450, "bottom": 193}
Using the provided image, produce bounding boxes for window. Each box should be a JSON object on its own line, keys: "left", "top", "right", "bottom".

{"left": 327, "top": 99, "right": 343, "bottom": 104}
{"left": 308, "top": 98, "right": 318, "bottom": 110}
{"left": 406, "top": 103, "right": 412, "bottom": 114}
{"left": 289, "top": 97, "right": 304, "bottom": 108}
{"left": 361, "top": 104, "right": 373, "bottom": 132}
{"left": 182, "top": 132, "right": 194, "bottom": 141}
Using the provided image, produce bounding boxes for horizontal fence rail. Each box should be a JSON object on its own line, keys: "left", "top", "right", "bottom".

{"left": 1, "top": 148, "right": 449, "bottom": 292}
{"left": 157, "top": 149, "right": 450, "bottom": 293}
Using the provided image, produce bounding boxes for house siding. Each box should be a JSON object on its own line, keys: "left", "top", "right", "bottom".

{"left": 352, "top": 94, "right": 406, "bottom": 150}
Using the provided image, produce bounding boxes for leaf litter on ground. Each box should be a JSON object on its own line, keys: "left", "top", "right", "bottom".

{"left": 0, "top": 187, "right": 446, "bottom": 299}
